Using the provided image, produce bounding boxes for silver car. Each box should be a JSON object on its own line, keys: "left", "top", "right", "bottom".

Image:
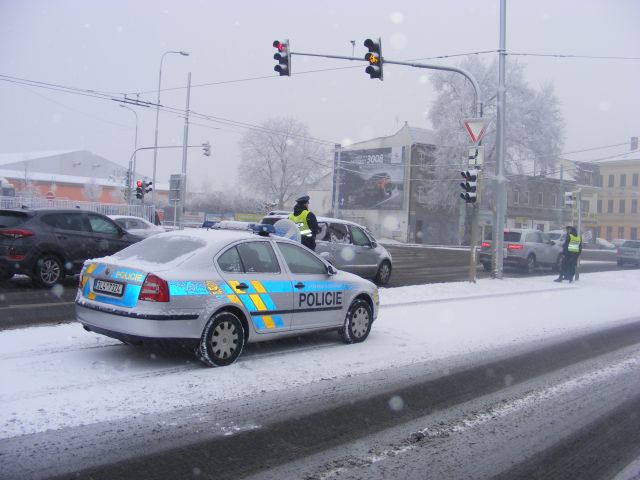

{"left": 108, "top": 215, "right": 166, "bottom": 238}
{"left": 617, "top": 240, "right": 640, "bottom": 267}
{"left": 75, "top": 225, "right": 379, "bottom": 367}
{"left": 479, "top": 228, "right": 564, "bottom": 273}
{"left": 261, "top": 214, "right": 393, "bottom": 285}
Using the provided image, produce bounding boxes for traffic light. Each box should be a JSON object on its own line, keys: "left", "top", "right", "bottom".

{"left": 460, "top": 169, "right": 479, "bottom": 203}
{"left": 202, "top": 141, "right": 211, "bottom": 157}
{"left": 273, "top": 40, "right": 291, "bottom": 76}
{"left": 144, "top": 181, "right": 153, "bottom": 195}
{"left": 135, "top": 180, "right": 143, "bottom": 199}
{"left": 364, "top": 38, "right": 383, "bottom": 80}
{"left": 564, "top": 191, "right": 576, "bottom": 206}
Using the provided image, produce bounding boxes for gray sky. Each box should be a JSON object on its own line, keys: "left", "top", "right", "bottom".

{"left": 1, "top": 0, "right": 639, "bottom": 192}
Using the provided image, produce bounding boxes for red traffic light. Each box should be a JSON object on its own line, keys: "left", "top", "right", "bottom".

{"left": 136, "top": 180, "right": 143, "bottom": 187}
{"left": 273, "top": 40, "right": 284, "bottom": 52}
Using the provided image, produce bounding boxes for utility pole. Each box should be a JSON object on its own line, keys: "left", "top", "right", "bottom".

{"left": 180, "top": 72, "right": 192, "bottom": 229}
{"left": 492, "top": 0, "right": 508, "bottom": 279}
{"left": 333, "top": 144, "right": 342, "bottom": 218}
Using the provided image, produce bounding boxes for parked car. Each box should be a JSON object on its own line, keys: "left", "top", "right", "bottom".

{"left": 611, "top": 238, "right": 627, "bottom": 248}
{"left": 76, "top": 224, "right": 379, "bottom": 367}
{"left": 108, "top": 215, "right": 166, "bottom": 238}
{"left": 546, "top": 229, "right": 566, "bottom": 246}
{"left": 0, "top": 208, "right": 143, "bottom": 286}
{"left": 479, "top": 228, "right": 563, "bottom": 274}
{"left": 261, "top": 214, "right": 393, "bottom": 285}
{"left": 616, "top": 240, "right": 640, "bottom": 267}
{"left": 596, "top": 237, "right": 616, "bottom": 250}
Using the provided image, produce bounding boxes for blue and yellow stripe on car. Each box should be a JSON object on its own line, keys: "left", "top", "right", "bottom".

{"left": 223, "top": 279, "right": 290, "bottom": 331}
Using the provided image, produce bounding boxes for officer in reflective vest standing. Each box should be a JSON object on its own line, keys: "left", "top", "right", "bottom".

{"left": 289, "top": 195, "right": 320, "bottom": 251}
{"left": 555, "top": 226, "right": 582, "bottom": 283}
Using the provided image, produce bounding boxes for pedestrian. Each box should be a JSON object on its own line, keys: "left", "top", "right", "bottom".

{"left": 555, "top": 226, "right": 582, "bottom": 282}
{"left": 289, "top": 195, "right": 320, "bottom": 251}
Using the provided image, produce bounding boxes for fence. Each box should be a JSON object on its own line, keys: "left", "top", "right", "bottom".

{"left": 0, "top": 196, "right": 156, "bottom": 222}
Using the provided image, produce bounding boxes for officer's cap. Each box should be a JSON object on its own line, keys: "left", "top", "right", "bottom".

{"left": 296, "top": 195, "right": 310, "bottom": 204}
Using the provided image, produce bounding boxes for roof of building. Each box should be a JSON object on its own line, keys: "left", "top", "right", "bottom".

{"left": 0, "top": 150, "right": 81, "bottom": 167}
{"left": 592, "top": 149, "right": 640, "bottom": 164}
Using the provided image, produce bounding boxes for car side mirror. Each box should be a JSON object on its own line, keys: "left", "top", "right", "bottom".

{"left": 371, "top": 241, "right": 377, "bottom": 248}
{"left": 327, "top": 264, "right": 338, "bottom": 276}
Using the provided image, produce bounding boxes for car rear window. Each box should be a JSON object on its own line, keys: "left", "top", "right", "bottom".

{"left": 260, "top": 217, "right": 280, "bottom": 226}
{"left": 622, "top": 241, "right": 640, "bottom": 249}
{"left": 504, "top": 232, "right": 521, "bottom": 242}
{"left": 0, "top": 211, "right": 29, "bottom": 228}
{"left": 113, "top": 235, "right": 206, "bottom": 263}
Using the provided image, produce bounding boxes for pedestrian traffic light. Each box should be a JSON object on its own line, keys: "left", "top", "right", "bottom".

{"left": 135, "top": 180, "right": 143, "bottom": 199}
{"left": 460, "top": 169, "right": 478, "bottom": 203}
{"left": 564, "top": 191, "right": 576, "bottom": 206}
{"left": 144, "top": 181, "right": 153, "bottom": 195}
{"left": 364, "top": 38, "right": 383, "bottom": 80}
{"left": 273, "top": 40, "right": 291, "bottom": 76}
{"left": 202, "top": 141, "right": 211, "bottom": 157}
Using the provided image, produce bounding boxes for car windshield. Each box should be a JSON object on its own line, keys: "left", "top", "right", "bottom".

{"left": 621, "top": 241, "right": 640, "bottom": 248}
{"left": 0, "top": 211, "right": 29, "bottom": 228}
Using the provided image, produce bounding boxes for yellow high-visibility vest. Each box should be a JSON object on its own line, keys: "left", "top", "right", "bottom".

{"left": 568, "top": 233, "right": 581, "bottom": 253}
{"left": 289, "top": 210, "right": 312, "bottom": 236}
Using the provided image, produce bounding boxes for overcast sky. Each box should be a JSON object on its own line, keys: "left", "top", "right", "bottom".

{"left": 1, "top": 0, "right": 639, "bottom": 193}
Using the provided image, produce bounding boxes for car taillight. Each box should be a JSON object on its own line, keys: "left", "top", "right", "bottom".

{"left": 507, "top": 243, "right": 523, "bottom": 250}
{"left": 0, "top": 229, "right": 34, "bottom": 239}
{"left": 138, "top": 274, "right": 170, "bottom": 302}
{"left": 481, "top": 242, "right": 491, "bottom": 248}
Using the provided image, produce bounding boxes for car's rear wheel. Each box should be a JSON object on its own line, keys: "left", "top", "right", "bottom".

{"left": 340, "top": 299, "right": 373, "bottom": 344}
{"left": 522, "top": 254, "right": 536, "bottom": 274}
{"left": 374, "top": 260, "right": 392, "bottom": 285}
{"left": 198, "top": 311, "right": 245, "bottom": 367}
{"left": 482, "top": 262, "right": 491, "bottom": 272}
{"left": 33, "top": 255, "right": 63, "bottom": 287}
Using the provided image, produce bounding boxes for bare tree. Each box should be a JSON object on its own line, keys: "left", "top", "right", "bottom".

{"left": 422, "top": 57, "right": 564, "bottom": 211}
{"left": 238, "top": 117, "right": 328, "bottom": 209}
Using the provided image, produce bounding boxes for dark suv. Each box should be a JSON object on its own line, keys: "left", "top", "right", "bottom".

{"left": 0, "top": 208, "right": 143, "bottom": 286}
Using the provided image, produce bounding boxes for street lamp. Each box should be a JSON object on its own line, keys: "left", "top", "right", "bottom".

{"left": 119, "top": 104, "right": 138, "bottom": 203}
{"left": 151, "top": 49, "right": 189, "bottom": 205}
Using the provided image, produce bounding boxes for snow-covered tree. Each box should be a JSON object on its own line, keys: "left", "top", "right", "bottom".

{"left": 238, "top": 117, "right": 328, "bottom": 209}
{"left": 83, "top": 178, "right": 102, "bottom": 202}
{"left": 424, "top": 57, "right": 564, "bottom": 210}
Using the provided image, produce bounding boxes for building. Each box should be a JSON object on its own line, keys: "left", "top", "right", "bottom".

{"left": 0, "top": 150, "right": 168, "bottom": 204}
{"left": 591, "top": 138, "right": 640, "bottom": 241}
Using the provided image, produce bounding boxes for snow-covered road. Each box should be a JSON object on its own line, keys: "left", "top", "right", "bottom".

{"left": 1, "top": 270, "right": 640, "bottom": 441}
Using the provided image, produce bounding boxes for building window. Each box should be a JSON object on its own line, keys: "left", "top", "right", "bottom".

{"left": 417, "top": 186, "right": 427, "bottom": 204}
{"left": 620, "top": 174, "right": 627, "bottom": 187}
{"left": 607, "top": 200, "right": 614, "bottom": 213}
{"left": 552, "top": 194, "right": 557, "bottom": 207}
{"left": 606, "top": 226, "right": 612, "bottom": 240}
{"left": 581, "top": 200, "right": 589, "bottom": 213}
{"left": 418, "top": 150, "right": 428, "bottom": 169}
{"left": 597, "top": 199, "right": 603, "bottom": 213}
{"left": 633, "top": 173, "right": 639, "bottom": 187}
{"left": 594, "top": 226, "right": 601, "bottom": 239}
{"left": 620, "top": 199, "right": 625, "bottom": 214}
{"left": 608, "top": 175, "right": 614, "bottom": 187}
{"left": 631, "top": 227, "right": 638, "bottom": 240}
{"left": 537, "top": 192, "right": 543, "bottom": 206}
{"left": 598, "top": 175, "right": 603, "bottom": 187}
{"left": 523, "top": 191, "right": 530, "bottom": 205}
{"left": 632, "top": 199, "right": 638, "bottom": 214}
{"left": 513, "top": 190, "right": 519, "bottom": 205}
{"left": 618, "top": 226, "right": 625, "bottom": 238}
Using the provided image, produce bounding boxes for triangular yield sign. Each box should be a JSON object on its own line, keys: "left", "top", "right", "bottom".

{"left": 463, "top": 118, "right": 489, "bottom": 144}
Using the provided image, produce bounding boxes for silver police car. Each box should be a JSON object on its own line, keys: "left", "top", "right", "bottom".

{"left": 75, "top": 224, "right": 379, "bottom": 367}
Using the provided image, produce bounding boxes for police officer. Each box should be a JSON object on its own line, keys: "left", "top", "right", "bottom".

{"left": 289, "top": 195, "right": 319, "bottom": 250}
{"left": 555, "top": 225, "right": 582, "bottom": 282}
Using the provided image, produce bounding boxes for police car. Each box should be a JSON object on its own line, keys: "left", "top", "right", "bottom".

{"left": 75, "top": 222, "right": 379, "bottom": 367}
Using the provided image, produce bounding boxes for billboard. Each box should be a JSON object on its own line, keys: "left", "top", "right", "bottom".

{"left": 335, "top": 147, "right": 404, "bottom": 210}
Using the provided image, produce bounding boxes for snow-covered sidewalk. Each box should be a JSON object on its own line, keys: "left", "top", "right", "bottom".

{"left": 1, "top": 270, "right": 639, "bottom": 440}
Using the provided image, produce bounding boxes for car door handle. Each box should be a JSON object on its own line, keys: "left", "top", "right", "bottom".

{"left": 235, "top": 282, "right": 249, "bottom": 291}
{"left": 294, "top": 282, "right": 305, "bottom": 289}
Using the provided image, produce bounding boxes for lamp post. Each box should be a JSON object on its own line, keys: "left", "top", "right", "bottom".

{"left": 151, "top": 49, "right": 189, "bottom": 205}
{"left": 119, "top": 104, "right": 138, "bottom": 203}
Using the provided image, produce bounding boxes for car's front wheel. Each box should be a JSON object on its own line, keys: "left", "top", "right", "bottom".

{"left": 340, "top": 299, "right": 373, "bottom": 344}
{"left": 33, "top": 255, "right": 63, "bottom": 287}
{"left": 198, "top": 311, "right": 245, "bottom": 367}
{"left": 374, "top": 260, "right": 392, "bottom": 285}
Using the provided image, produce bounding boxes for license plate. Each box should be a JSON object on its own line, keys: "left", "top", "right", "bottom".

{"left": 94, "top": 279, "right": 124, "bottom": 297}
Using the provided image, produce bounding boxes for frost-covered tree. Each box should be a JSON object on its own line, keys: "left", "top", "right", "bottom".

{"left": 82, "top": 178, "right": 102, "bottom": 202}
{"left": 238, "top": 117, "right": 328, "bottom": 209}
{"left": 424, "top": 57, "right": 564, "bottom": 210}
